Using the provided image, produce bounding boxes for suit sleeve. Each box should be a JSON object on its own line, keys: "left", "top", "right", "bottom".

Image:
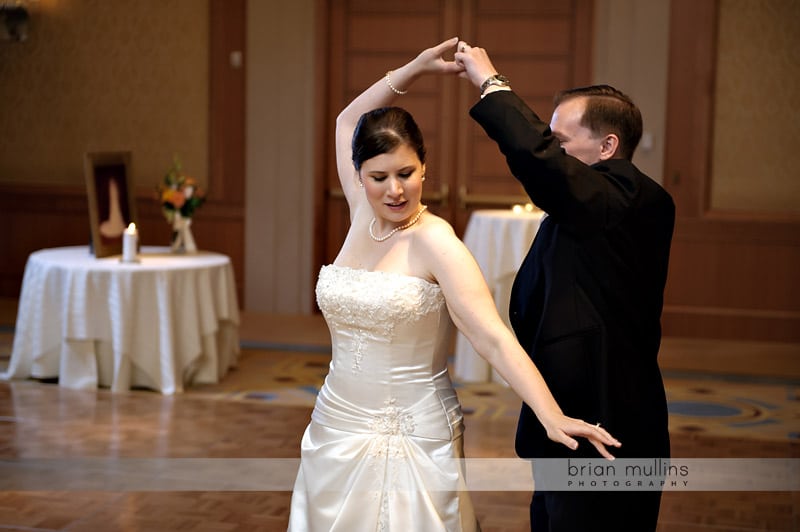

{"left": 469, "top": 90, "right": 634, "bottom": 237}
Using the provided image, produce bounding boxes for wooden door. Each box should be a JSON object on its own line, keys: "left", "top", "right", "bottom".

{"left": 661, "top": 0, "right": 800, "bottom": 342}
{"left": 314, "top": 0, "right": 593, "bottom": 269}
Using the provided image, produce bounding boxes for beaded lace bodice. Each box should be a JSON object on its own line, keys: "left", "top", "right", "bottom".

{"left": 317, "top": 264, "right": 445, "bottom": 333}
{"left": 313, "top": 265, "right": 461, "bottom": 441}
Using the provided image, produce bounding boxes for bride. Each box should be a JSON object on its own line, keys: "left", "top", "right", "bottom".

{"left": 287, "top": 37, "right": 620, "bottom": 531}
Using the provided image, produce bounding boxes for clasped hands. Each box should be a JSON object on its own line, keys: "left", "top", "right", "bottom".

{"left": 410, "top": 37, "right": 504, "bottom": 94}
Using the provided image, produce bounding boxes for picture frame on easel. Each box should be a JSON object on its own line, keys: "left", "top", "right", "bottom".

{"left": 84, "top": 151, "right": 137, "bottom": 258}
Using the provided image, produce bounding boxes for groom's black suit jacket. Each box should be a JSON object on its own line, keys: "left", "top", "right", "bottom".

{"left": 470, "top": 91, "right": 674, "bottom": 460}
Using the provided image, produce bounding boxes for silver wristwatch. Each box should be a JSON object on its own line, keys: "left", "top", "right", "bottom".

{"left": 480, "top": 74, "right": 510, "bottom": 96}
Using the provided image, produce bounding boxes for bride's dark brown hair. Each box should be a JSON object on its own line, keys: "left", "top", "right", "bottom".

{"left": 351, "top": 107, "right": 426, "bottom": 171}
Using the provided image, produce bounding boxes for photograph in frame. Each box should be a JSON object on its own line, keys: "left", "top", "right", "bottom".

{"left": 84, "top": 151, "right": 137, "bottom": 258}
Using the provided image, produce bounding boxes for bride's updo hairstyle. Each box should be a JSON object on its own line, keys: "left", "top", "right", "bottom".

{"left": 351, "top": 107, "right": 426, "bottom": 172}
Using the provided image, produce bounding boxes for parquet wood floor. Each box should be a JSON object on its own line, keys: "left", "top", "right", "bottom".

{"left": 0, "top": 302, "right": 798, "bottom": 531}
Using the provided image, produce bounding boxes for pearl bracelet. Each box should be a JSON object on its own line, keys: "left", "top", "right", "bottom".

{"left": 385, "top": 70, "right": 408, "bottom": 95}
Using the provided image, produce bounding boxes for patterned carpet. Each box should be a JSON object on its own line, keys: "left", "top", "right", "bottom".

{"left": 185, "top": 344, "right": 800, "bottom": 445}
{"left": 2, "top": 332, "right": 798, "bottom": 444}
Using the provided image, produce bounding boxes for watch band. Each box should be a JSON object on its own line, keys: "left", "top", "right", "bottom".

{"left": 480, "top": 74, "right": 510, "bottom": 95}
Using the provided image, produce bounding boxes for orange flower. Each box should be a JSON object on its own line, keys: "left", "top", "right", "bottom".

{"left": 162, "top": 188, "right": 186, "bottom": 208}
{"left": 157, "top": 157, "right": 206, "bottom": 221}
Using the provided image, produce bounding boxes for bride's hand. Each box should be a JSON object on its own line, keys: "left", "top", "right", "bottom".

{"left": 410, "top": 37, "right": 465, "bottom": 76}
{"left": 542, "top": 414, "right": 622, "bottom": 460}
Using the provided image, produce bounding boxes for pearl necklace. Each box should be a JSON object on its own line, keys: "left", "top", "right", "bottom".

{"left": 369, "top": 205, "right": 428, "bottom": 242}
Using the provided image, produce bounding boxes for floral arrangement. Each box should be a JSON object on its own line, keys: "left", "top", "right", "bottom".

{"left": 157, "top": 157, "right": 206, "bottom": 223}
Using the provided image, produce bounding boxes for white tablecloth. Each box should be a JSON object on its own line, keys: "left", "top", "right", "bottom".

{"left": 454, "top": 209, "right": 544, "bottom": 383}
{"left": 1, "top": 246, "right": 240, "bottom": 394}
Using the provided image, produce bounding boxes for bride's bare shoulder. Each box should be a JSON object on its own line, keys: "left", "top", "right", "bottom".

{"left": 419, "top": 211, "right": 455, "bottom": 234}
{"left": 415, "top": 212, "right": 460, "bottom": 250}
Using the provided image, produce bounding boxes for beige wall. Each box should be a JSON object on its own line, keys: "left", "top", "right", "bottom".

{"left": 0, "top": 0, "right": 209, "bottom": 192}
{"left": 244, "top": 0, "right": 316, "bottom": 313}
{"left": 593, "top": 0, "right": 670, "bottom": 183}
{"left": 710, "top": 0, "right": 800, "bottom": 214}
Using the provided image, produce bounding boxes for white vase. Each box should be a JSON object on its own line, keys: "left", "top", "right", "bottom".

{"left": 171, "top": 212, "right": 197, "bottom": 253}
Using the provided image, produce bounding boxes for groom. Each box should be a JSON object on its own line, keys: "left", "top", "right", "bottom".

{"left": 456, "top": 42, "right": 675, "bottom": 531}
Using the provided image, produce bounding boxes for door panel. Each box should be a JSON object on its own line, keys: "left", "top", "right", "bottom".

{"left": 662, "top": 0, "right": 800, "bottom": 342}
{"left": 455, "top": 1, "right": 592, "bottom": 231}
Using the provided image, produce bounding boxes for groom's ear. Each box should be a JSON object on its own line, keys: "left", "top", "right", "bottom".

{"left": 598, "top": 134, "right": 620, "bottom": 161}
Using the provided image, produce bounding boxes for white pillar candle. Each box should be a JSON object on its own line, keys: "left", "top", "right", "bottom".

{"left": 122, "top": 222, "right": 138, "bottom": 262}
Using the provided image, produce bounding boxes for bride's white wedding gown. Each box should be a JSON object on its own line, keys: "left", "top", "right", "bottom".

{"left": 288, "top": 265, "right": 479, "bottom": 531}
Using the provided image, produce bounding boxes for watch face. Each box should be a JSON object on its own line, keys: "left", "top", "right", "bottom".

{"left": 480, "top": 74, "right": 510, "bottom": 95}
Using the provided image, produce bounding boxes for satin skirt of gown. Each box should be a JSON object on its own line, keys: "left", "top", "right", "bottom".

{"left": 288, "top": 265, "right": 480, "bottom": 532}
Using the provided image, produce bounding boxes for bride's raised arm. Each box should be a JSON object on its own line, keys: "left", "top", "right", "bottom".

{"left": 335, "top": 37, "right": 463, "bottom": 218}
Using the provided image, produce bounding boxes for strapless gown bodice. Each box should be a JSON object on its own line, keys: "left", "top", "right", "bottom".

{"left": 288, "top": 265, "right": 479, "bottom": 532}
{"left": 313, "top": 265, "right": 461, "bottom": 441}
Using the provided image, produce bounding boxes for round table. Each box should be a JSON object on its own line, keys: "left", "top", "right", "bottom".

{"left": 1, "top": 246, "right": 239, "bottom": 393}
{"left": 454, "top": 209, "right": 544, "bottom": 384}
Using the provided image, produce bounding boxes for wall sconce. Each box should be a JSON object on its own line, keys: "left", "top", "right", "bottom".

{"left": 0, "top": 1, "right": 30, "bottom": 42}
